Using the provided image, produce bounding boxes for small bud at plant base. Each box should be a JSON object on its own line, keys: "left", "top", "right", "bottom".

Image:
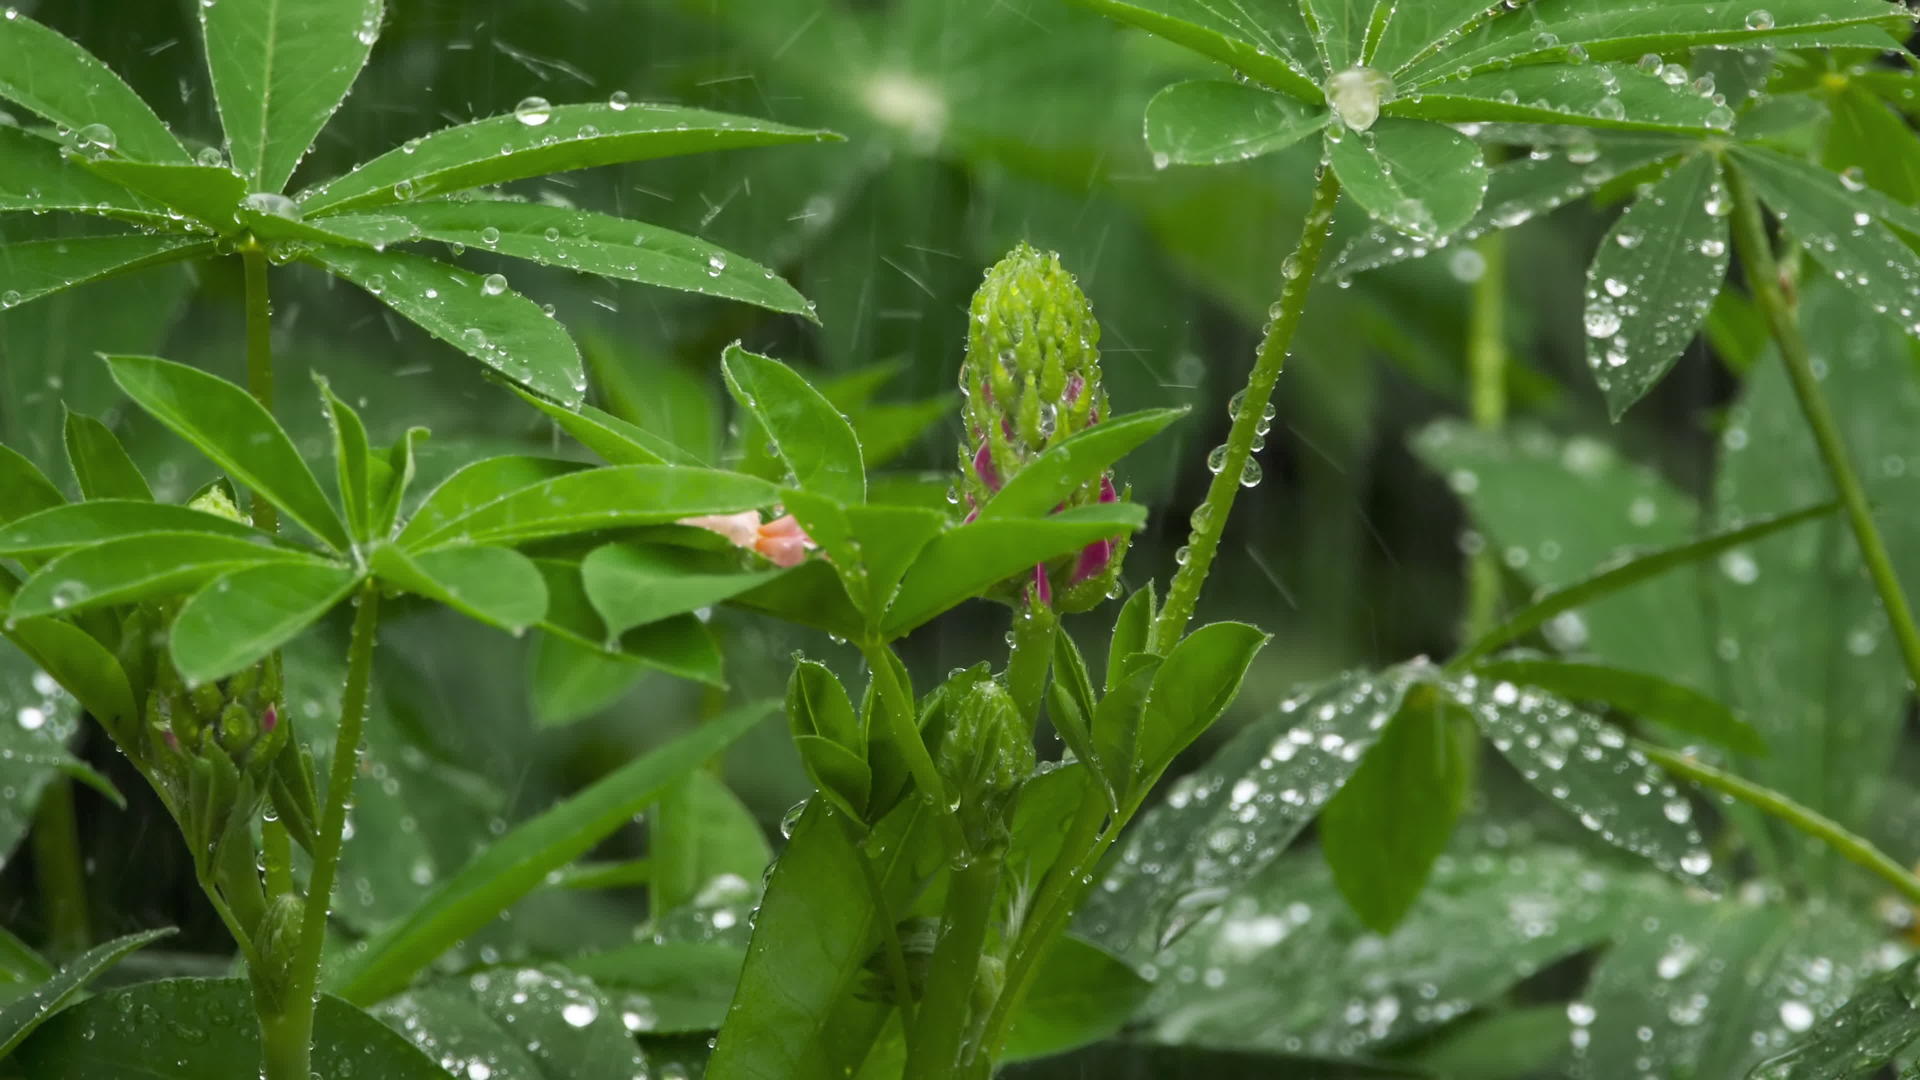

{"left": 959, "top": 243, "right": 1130, "bottom": 611}
{"left": 679, "top": 510, "right": 817, "bottom": 568}
{"left": 935, "top": 674, "right": 1034, "bottom": 852}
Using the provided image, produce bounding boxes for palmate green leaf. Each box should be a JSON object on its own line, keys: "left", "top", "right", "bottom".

{"left": 1318, "top": 688, "right": 1473, "bottom": 933}
{"left": 1397, "top": 0, "right": 1911, "bottom": 85}
{"left": 580, "top": 542, "right": 785, "bottom": 641}
{"left": 1570, "top": 888, "right": 1894, "bottom": 1079}
{"left": 372, "top": 967, "right": 647, "bottom": 1080}
{"left": 315, "top": 377, "right": 374, "bottom": 542}
{"left": 650, "top": 770, "right": 774, "bottom": 917}
{"left": 241, "top": 204, "right": 418, "bottom": 248}
{"left": 1064, "top": 0, "right": 1322, "bottom": 102}
{"left": 1733, "top": 147, "right": 1920, "bottom": 342}
{"left": 328, "top": 700, "right": 773, "bottom": 1005}
{"left": 528, "top": 634, "right": 647, "bottom": 728}
{"left": 373, "top": 426, "right": 426, "bottom": 541}
{"left": 79, "top": 159, "right": 247, "bottom": 233}
{"left": 370, "top": 545, "right": 547, "bottom": 633}
{"left": 404, "top": 464, "right": 777, "bottom": 550}
{"left": 532, "top": 561, "right": 726, "bottom": 687}
{"left": 1302, "top": 0, "right": 1369, "bottom": 72}
{"left": 511, "top": 389, "right": 690, "bottom": 466}
{"left": 171, "top": 561, "right": 362, "bottom": 684}
{"left": 1003, "top": 936, "right": 1152, "bottom": 1062}
{"left": 1584, "top": 152, "right": 1730, "bottom": 418}
{"left": 329, "top": 199, "right": 817, "bottom": 319}
{"left": 105, "top": 353, "right": 350, "bottom": 549}
{"left": 779, "top": 493, "right": 947, "bottom": 620}
{"left": 726, "top": 558, "right": 866, "bottom": 640}
{"left": 0, "top": 447, "right": 62, "bottom": 528}
{"left": 1326, "top": 119, "right": 1486, "bottom": 241}
{"left": 722, "top": 345, "right": 865, "bottom": 505}
{"left": 0, "top": 501, "right": 262, "bottom": 557}
{"left": 11, "top": 978, "right": 447, "bottom": 1079}
{"left": 1146, "top": 81, "right": 1330, "bottom": 165}
{"left": 1367, "top": 0, "right": 1512, "bottom": 75}
{"left": 1746, "top": 957, "right": 1920, "bottom": 1079}
{"left": 0, "top": 928, "right": 172, "bottom": 1059}
{"left": 1129, "top": 621, "right": 1270, "bottom": 802}
{"left": 298, "top": 103, "right": 841, "bottom": 215}
{"left": 302, "top": 245, "right": 586, "bottom": 408}
{"left": 1475, "top": 656, "right": 1765, "bottom": 756}
{"left": 0, "top": 12, "right": 188, "bottom": 163}
{"left": 564, "top": 941, "right": 746, "bottom": 1035}
{"left": 0, "top": 647, "right": 124, "bottom": 851}
{"left": 0, "top": 128, "right": 168, "bottom": 222}
{"left": 1333, "top": 136, "right": 1686, "bottom": 277}
{"left": 12, "top": 531, "right": 331, "bottom": 619}
{"left": 0, "top": 236, "right": 216, "bottom": 314}
{"left": 1389, "top": 63, "right": 1727, "bottom": 134}
{"left": 1824, "top": 84, "right": 1920, "bottom": 206}
{"left": 200, "top": 0, "right": 384, "bottom": 193}
{"left": 0, "top": 611, "right": 136, "bottom": 736}
{"left": 880, "top": 502, "right": 1148, "bottom": 637}
{"left": 61, "top": 412, "right": 149, "bottom": 502}
{"left": 1078, "top": 665, "right": 1424, "bottom": 962}
{"left": 982, "top": 408, "right": 1187, "bottom": 520}
{"left": 395, "top": 456, "right": 586, "bottom": 547}
{"left": 1456, "top": 674, "right": 1716, "bottom": 886}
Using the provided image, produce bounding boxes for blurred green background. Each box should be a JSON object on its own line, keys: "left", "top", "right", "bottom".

{"left": 0, "top": 0, "right": 1792, "bottom": 1073}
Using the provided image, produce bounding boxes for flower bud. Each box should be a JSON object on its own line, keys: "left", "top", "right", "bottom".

{"left": 959, "top": 244, "right": 1129, "bottom": 611}
{"left": 935, "top": 675, "right": 1034, "bottom": 852}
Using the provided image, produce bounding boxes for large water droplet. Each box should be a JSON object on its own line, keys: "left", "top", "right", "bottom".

{"left": 1324, "top": 67, "right": 1394, "bottom": 133}
{"left": 514, "top": 96, "right": 553, "bottom": 126}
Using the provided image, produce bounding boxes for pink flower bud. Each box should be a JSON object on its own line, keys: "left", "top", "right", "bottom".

{"left": 680, "top": 510, "right": 816, "bottom": 568}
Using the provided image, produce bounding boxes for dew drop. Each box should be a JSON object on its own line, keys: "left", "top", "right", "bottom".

{"left": 514, "top": 96, "right": 553, "bottom": 126}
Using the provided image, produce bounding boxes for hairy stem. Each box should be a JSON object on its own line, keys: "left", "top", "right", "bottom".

{"left": 1463, "top": 231, "right": 1509, "bottom": 642}
{"left": 907, "top": 859, "right": 1002, "bottom": 1078}
{"left": 1639, "top": 743, "right": 1920, "bottom": 906}
{"left": 261, "top": 587, "right": 380, "bottom": 1080}
{"left": 1725, "top": 164, "right": 1920, "bottom": 691}
{"left": 1152, "top": 167, "right": 1343, "bottom": 653}
{"left": 241, "top": 247, "right": 280, "bottom": 536}
{"left": 31, "top": 780, "right": 89, "bottom": 953}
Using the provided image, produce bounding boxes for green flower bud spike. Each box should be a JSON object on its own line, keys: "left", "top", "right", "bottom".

{"left": 960, "top": 243, "right": 1129, "bottom": 612}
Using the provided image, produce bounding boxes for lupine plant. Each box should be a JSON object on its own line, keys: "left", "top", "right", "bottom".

{"left": 2, "top": 0, "right": 1920, "bottom": 1078}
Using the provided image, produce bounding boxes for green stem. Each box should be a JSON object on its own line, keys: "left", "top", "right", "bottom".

{"left": 241, "top": 247, "right": 279, "bottom": 536}
{"left": 31, "top": 780, "right": 89, "bottom": 954}
{"left": 262, "top": 816, "right": 293, "bottom": 900}
{"left": 1152, "top": 167, "right": 1342, "bottom": 654}
{"left": 837, "top": 813, "right": 916, "bottom": 1036}
{"left": 861, "top": 639, "right": 964, "bottom": 853}
{"left": 1639, "top": 742, "right": 1920, "bottom": 906}
{"left": 906, "top": 859, "right": 1002, "bottom": 1078}
{"left": 1724, "top": 164, "right": 1920, "bottom": 692}
{"left": 263, "top": 587, "right": 380, "bottom": 1080}
{"left": 1463, "top": 231, "right": 1509, "bottom": 643}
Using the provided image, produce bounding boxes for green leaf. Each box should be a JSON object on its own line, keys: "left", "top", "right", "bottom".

{"left": 982, "top": 408, "right": 1186, "bottom": 521}
{"left": 0, "top": 236, "right": 214, "bottom": 314}
{"left": 649, "top": 770, "right": 773, "bottom": 917}
{"left": 373, "top": 426, "right": 427, "bottom": 539}
{"left": 1144, "top": 81, "right": 1330, "bottom": 166}
{"left": 0, "top": 501, "right": 263, "bottom": 557}
{"left": 301, "top": 245, "right": 586, "bottom": 407}
{"left": 1823, "top": 84, "right": 1920, "bottom": 206}
{"left": 0, "top": 647, "right": 124, "bottom": 834}
{"left": 0, "top": 12, "right": 188, "bottom": 163}
{"left": 1003, "top": 936, "right": 1152, "bottom": 1062}
{"left": 1474, "top": 656, "right": 1764, "bottom": 756}
{"left": 1368, "top": 0, "right": 1513, "bottom": 75}
{"left": 1108, "top": 582, "right": 1157, "bottom": 686}
{"left": 1455, "top": 498, "right": 1838, "bottom": 665}
{"left": 1389, "top": 63, "right": 1725, "bottom": 133}
{"left": 1131, "top": 621, "right": 1270, "bottom": 799}
{"left": 787, "top": 660, "right": 868, "bottom": 819}
{"left": 511, "top": 390, "right": 691, "bottom": 467}
{"left": 0, "top": 928, "right": 172, "bottom": 1059}
{"left": 332, "top": 199, "right": 817, "bottom": 319}
{"left": 371, "top": 967, "right": 648, "bottom": 1080}
{"left": 1079, "top": 665, "right": 1422, "bottom": 962}
{"left": 315, "top": 377, "right": 374, "bottom": 543}
{"left": 328, "top": 700, "right": 773, "bottom": 1004}
{"left": 1732, "top": 147, "right": 1920, "bottom": 344}
{"left": 11, "top": 978, "right": 449, "bottom": 1078}
{"left": 105, "top": 353, "right": 350, "bottom": 550}
{"left": 395, "top": 456, "right": 586, "bottom": 548}
{"left": 582, "top": 542, "right": 784, "bottom": 642}
{"left": 778, "top": 492, "right": 946, "bottom": 619}
{"left": 1459, "top": 675, "right": 1715, "bottom": 886}
{"left": 0, "top": 925, "right": 52, "bottom": 989}
{"left": 533, "top": 563, "right": 726, "bottom": 688}
{"left": 200, "top": 0, "right": 383, "bottom": 192}
{"left": 299, "top": 103, "right": 840, "bottom": 215}
{"left": 1584, "top": 153, "right": 1730, "bottom": 418}
{"left": 171, "top": 561, "right": 362, "bottom": 684}
{"left": 1744, "top": 957, "right": 1920, "bottom": 1078}
{"left": 1326, "top": 118, "right": 1486, "bottom": 241}
{"left": 0, "top": 614, "right": 136, "bottom": 736}
{"left": 1303, "top": 0, "right": 1369, "bottom": 72}
{"left": 882, "top": 503, "right": 1149, "bottom": 637}
{"left": 61, "top": 411, "right": 149, "bottom": 502}
{"left": 527, "top": 633, "right": 648, "bottom": 728}
{"left": 725, "top": 558, "right": 866, "bottom": 641}
{"left": 370, "top": 544, "right": 547, "bottom": 633}
{"left": 78, "top": 159, "right": 247, "bottom": 233}
{"left": 1048, "top": 633, "right": 1102, "bottom": 795}
{"left": 564, "top": 941, "right": 745, "bottom": 1035}
{"left": 12, "top": 531, "right": 330, "bottom": 619}
{"left": 404, "top": 465, "right": 777, "bottom": 550}
{"left": 1066, "top": 0, "right": 1322, "bottom": 103}
{"left": 0, "top": 128, "right": 167, "bottom": 221}
{"left": 722, "top": 345, "right": 864, "bottom": 505}
{"left": 1319, "top": 687, "right": 1472, "bottom": 932}
{"left": 0, "top": 446, "right": 62, "bottom": 529}
{"left": 1090, "top": 653, "right": 1164, "bottom": 805}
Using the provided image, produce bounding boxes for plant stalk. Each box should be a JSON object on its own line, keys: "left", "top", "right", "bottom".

{"left": 31, "top": 779, "right": 89, "bottom": 953}
{"left": 260, "top": 586, "right": 380, "bottom": 1080}
{"left": 1463, "top": 231, "right": 1509, "bottom": 643}
{"left": 241, "top": 247, "right": 280, "bottom": 536}
{"left": 1724, "top": 164, "right": 1920, "bottom": 691}
{"left": 907, "top": 858, "right": 1002, "bottom": 1078}
{"left": 1152, "top": 167, "right": 1342, "bottom": 654}
{"left": 1639, "top": 742, "right": 1920, "bottom": 906}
